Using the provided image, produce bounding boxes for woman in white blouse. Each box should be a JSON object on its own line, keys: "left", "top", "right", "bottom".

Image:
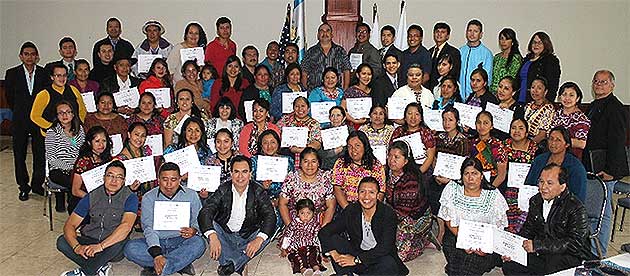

{"left": 438, "top": 157, "right": 508, "bottom": 275}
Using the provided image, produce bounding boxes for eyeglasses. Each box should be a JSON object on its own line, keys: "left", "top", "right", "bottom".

{"left": 592, "top": 79, "right": 610, "bottom": 86}
{"left": 105, "top": 174, "right": 125, "bottom": 182}
{"left": 57, "top": 110, "right": 74, "bottom": 116}
{"left": 357, "top": 30, "right": 369, "bottom": 34}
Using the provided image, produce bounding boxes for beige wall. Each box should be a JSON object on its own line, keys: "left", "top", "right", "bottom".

{"left": 1, "top": 0, "right": 628, "bottom": 103}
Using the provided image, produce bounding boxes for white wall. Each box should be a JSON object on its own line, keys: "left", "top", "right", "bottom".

{"left": 1, "top": 0, "right": 628, "bottom": 103}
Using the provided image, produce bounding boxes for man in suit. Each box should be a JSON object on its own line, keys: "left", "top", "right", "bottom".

{"left": 45, "top": 37, "right": 78, "bottom": 82}
{"left": 91, "top": 17, "right": 134, "bottom": 70}
{"left": 199, "top": 155, "right": 276, "bottom": 276}
{"left": 319, "top": 177, "right": 409, "bottom": 276}
{"left": 428, "top": 22, "right": 461, "bottom": 90}
{"left": 4, "top": 42, "right": 49, "bottom": 201}
{"left": 89, "top": 43, "right": 115, "bottom": 82}
{"left": 378, "top": 25, "right": 402, "bottom": 62}
{"left": 371, "top": 53, "right": 401, "bottom": 106}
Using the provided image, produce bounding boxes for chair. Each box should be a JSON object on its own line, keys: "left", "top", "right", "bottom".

{"left": 611, "top": 180, "right": 630, "bottom": 242}
{"left": 585, "top": 172, "right": 607, "bottom": 259}
{"left": 43, "top": 163, "right": 69, "bottom": 231}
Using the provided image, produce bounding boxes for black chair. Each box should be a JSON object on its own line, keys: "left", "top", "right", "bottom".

{"left": 611, "top": 180, "right": 630, "bottom": 242}
{"left": 585, "top": 172, "right": 607, "bottom": 259}
{"left": 43, "top": 163, "right": 69, "bottom": 231}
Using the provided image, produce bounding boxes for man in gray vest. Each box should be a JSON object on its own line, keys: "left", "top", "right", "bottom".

{"left": 56, "top": 160, "right": 138, "bottom": 276}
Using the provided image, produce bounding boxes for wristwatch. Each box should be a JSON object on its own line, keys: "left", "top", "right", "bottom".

{"left": 354, "top": 256, "right": 362, "bottom": 264}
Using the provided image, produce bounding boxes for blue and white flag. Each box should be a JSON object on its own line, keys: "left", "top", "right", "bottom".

{"left": 292, "top": 0, "right": 306, "bottom": 62}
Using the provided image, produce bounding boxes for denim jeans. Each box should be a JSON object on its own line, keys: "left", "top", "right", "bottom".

{"left": 213, "top": 221, "right": 271, "bottom": 274}
{"left": 593, "top": 180, "right": 616, "bottom": 257}
{"left": 56, "top": 235, "right": 126, "bottom": 276}
{"left": 124, "top": 235, "right": 206, "bottom": 275}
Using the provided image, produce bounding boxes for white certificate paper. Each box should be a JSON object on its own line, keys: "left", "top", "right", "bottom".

{"left": 113, "top": 87, "right": 140, "bottom": 108}
{"left": 187, "top": 165, "right": 222, "bottom": 192}
{"left": 153, "top": 201, "right": 190, "bottom": 231}
{"left": 173, "top": 114, "right": 190, "bottom": 134}
{"left": 346, "top": 97, "right": 371, "bottom": 119}
{"left": 321, "top": 126, "right": 349, "bottom": 150}
{"left": 122, "top": 156, "right": 156, "bottom": 186}
{"left": 349, "top": 53, "right": 363, "bottom": 70}
{"left": 456, "top": 219, "right": 495, "bottom": 254}
{"left": 393, "top": 132, "right": 426, "bottom": 163}
{"left": 433, "top": 153, "right": 467, "bottom": 180}
{"left": 486, "top": 103, "right": 514, "bottom": 133}
{"left": 256, "top": 155, "right": 289, "bottom": 183}
{"left": 110, "top": 134, "right": 123, "bottom": 156}
{"left": 493, "top": 228, "right": 528, "bottom": 266}
{"left": 281, "top": 127, "right": 309, "bottom": 148}
{"left": 518, "top": 185, "right": 539, "bottom": 212}
{"left": 311, "top": 101, "right": 336, "bottom": 123}
{"left": 282, "top": 92, "right": 308, "bottom": 114}
{"left": 454, "top": 102, "right": 482, "bottom": 129}
{"left": 244, "top": 100, "right": 254, "bottom": 123}
{"left": 163, "top": 145, "right": 201, "bottom": 175}
{"left": 424, "top": 109, "right": 444, "bottom": 131}
{"left": 81, "top": 91, "right": 97, "bottom": 113}
{"left": 145, "top": 135, "right": 163, "bottom": 156}
{"left": 508, "top": 162, "right": 532, "bottom": 188}
{"left": 387, "top": 96, "right": 416, "bottom": 120}
{"left": 138, "top": 54, "right": 162, "bottom": 73}
{"left": 145, "top": 88, "right": 171, "bottom": 108}
{"left": 372, "top": 145, "right": 387, "bottom": 165}
{"left": 81, "top": 162, "right": 110, "bottom": 192}
{"left": 179, "top": 47, "right": 205, "bottom": 66}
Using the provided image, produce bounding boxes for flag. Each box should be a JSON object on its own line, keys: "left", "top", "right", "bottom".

{"left": 370, "top": 3, "right": 380, "bottom": 47}
{"left": 394, "top": 1, "right": 407, "bottom": 50}
{"left": 278, "top": 3, "right": 291, "bottom": 66}
{"left": 292, "top": 0, "right": 306, "bottom": 62}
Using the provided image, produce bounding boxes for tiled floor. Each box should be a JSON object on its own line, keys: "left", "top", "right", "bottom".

{"left": 0, "top": 138, "right": 629, "bottom": 275}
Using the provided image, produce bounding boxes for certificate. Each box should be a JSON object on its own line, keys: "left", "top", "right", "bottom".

{"left": 173, "top": 114, "right": 190, "bottom": 134}
{"left": 280, "top": 127, "right": 309, "bottom": 148}
{"left": 346, "top": 97, "right": 371, "bottom": 119}
{"left": 153, "top": 201, "right": 190, "bottom": 231}
{"left": 255, "top": 155, "right": 289, "bottom": 182}
{"left": 424, "top": 109, "right": 444, "bottom": 131}
{"left": 372, "top": 145, "right": 387, "bottom": 165}
{"left": 349, "top": 53, "right": 363, "bottom": 70}
{"left": 507, "top": 162, "right": 531, "bottom": 188}
{"left": 433, "top": 153, "right": 467, "bottom": 180}
{"left": 81, "top": 162, "right": 110, "bottom": 192}
{"left": 493, "top": 228, "right": 528, "bottom": 266}
{"left": 311, "top": 101, "right": 336, "bottom": 123}
{"left": 207, "top": 138, "right": 216, "bottom": 153}
{"left": 145, "top": 135, "right": 163, "bottom": 156}
{"left": 393, "top": 132, "right": 426, "bottom": 163}
{"left": 163, "top": 145, "right": 201, "bottom": 175}
{"left": 518, "top": 185, "right": 539, "bottom": 212}
{"left": 282, "top": 92, "right": 308, "bottom": 113}
{"left": 244, "top": 100, "right": 254, "bottom": 123}
{"left": 179, "top": 47, "right": 205, "bottom": 66}
{"left": 110, "top": 134, "right": 123, "bottom": 156}
{"left": 81, "top": 91, "right": 97, "bottom": 113}
{"left": 484, "top": 171, "right": 492, "bottom": 182}
{"left": 456, "top": 219, "right": 495, "bottom": 254}
{"left": 486, "top": 103, "right": 514, "bottom": 133}
{"left": 122, "top": 156, "right": 157, "bottom": 186}
{"left": 454, "top": 102, "right": 482, "bottom": 129}
{"left": 113, "top": 87, "right": 140, "bottom": 108}
{"left": 138, "top": 54, "right": 161, "bottom": 73}
{"left": 387, "top": 96, "right": 416, "bottom": 120}
{"left": 321, "top": 126, "right": 349, "bottom": 150}
{"left": 187, "top": 165, "right": 222, "bottom": 192}
{"left": 145, "top": 88, "right": 171, "bottom": 108}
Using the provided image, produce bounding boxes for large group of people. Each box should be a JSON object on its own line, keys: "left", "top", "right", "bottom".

{"left": 4, "top": 14, "right": 629, "bottom": 276}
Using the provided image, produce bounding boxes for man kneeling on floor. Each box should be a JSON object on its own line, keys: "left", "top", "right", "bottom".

{"left": 199, "top": 155, "right": 276, "bottom": 275}
{"left": 124, "top": 162, "right": 206, "bottom": 275}
{"left": 57, "top": 160, "right": 138, "bottom": 276}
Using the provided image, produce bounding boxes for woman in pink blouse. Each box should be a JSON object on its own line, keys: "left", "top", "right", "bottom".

{"left": 551, "top": 82, "right": 590, "bottom": 159}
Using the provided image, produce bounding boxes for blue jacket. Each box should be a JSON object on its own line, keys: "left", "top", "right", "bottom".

{"left": 459, "top": 42, "right": 493, "bottom": 100}
{"left": 525, "top": 152, "right": 587, "bottom": 202}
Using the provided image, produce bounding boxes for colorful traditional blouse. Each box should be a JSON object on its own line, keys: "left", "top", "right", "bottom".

{"left": 435, "top": 131, "right": 470, "bottom": 157}
{"left": 500, "top": 138, "right": 538, "bottom": 164}
{"left": 500, "top": 138, "right": 538, "bottom": 234}
{"left": 358, "top": 124, "right": 395, "bottom": 147}
{"left": 281, "top": 217, "right": 321, "bottom": 251}
{"left": 163, "top": 112, "right": 210, "bottom": 145}
{"left": 470, "top": 137, "right": 507, "bottom": 177}
{"left": 74, "top": 155, "right": 107, "bottom": 192}
{"left": 389, "top": 126, "right": 436, "bottom": 164}
{"left": 551, "top": 108, "right": 590, "bottom": 159}
{"left": 206, "top": 117, "right": 244, "bottom": 150}
{"left": 438, "top": 182, "right": 508, "bottom": 228}
{"left": 280, "top": 170, "right": 334, "bottom": 223}
{"left": 524, "top": 102, "right": 555, "bottom": 138}
{"left": 332, "top": 158, "right": 386, "bottom": 202}
{"left": 163, "top": 143, "right": 213, "bottom": 167}
{"left": 251, "top": 154, "right": 295, "bottom": 199}
{"left": 115, "top": 145, "right": 156, "bottom": 196}
{"left": 204, "top": 151, "right": 240, "bottom": 188}
{"left": 386, "top": 171, "right": 429, "bottom": 220}
{"left": 126, "top": 114, "right": 164, "bottom": 136}
{"left": 238, "top": 122, "right": 281, "bottom": 158}
{"left": 276, "top": 113, "right": 322, "bottom": 168}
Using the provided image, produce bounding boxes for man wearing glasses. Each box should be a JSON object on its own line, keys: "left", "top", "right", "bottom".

{"left": 348, "top": 22, "right": 383, "bottom": 81}
{"left": 56, "top": 161, "right": 138, "bottom": 276}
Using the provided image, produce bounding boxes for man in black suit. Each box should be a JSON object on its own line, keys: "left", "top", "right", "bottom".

{"left": 378, "top": 25, "right": 402, "bottom": 63}
{"left": 4, "top": 42, "right": 49, "bottom": 201}
{"left": 45, "top": 37, "right": 78, "bottom": 83}
{"left": 428, "top": 22, "right": 461, "bottom": 90}
{"left": 91, "top": 17, "right": 134, "bottom": 70}
{"left": 89, "top": 43, "right": 115, "bottom": 83}
{"left": 319, "top": 177, "right": 409, "bottom": 276}
{"left": 199, "top": 156, "right": 276, "bottom": 276}
{"left": 371, "top": 53, "right": 401, "bottom": 106}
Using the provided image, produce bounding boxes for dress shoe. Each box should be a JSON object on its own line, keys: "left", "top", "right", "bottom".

{"left": 18, "top": 191, "right": 29, "bottom": 201}
{"left": 217, "top": 262, "right": 235, "bottom": 275}
{"left": 178, "top": 263, "right": 195, "bottom": 275}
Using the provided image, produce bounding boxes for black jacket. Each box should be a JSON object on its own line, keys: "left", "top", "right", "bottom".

{"left": 520, "top": 190, "right": 594, "bottom": 266}
{"left": 319, "top": 202, "right": 409, "bottom": 275}
{"left": 370, "top": 74, "right": 398, "bottom": 106}
{"left": 428, "top": 42, "right": 461, "bottom": 90}
{"left": 465, "top": 90, "right": 499, "bottom": 110}
{"left": 4, "top": 64, "right": 48, "bottom": 123}
{"left": 99, "top": 75, "right": 141, "bottom": 96}
{"left": 198, "top": 181, "right": 276, "bottom": 239}
{"left": 517, "top": 54, "right": 561, "bottom": 103}
{"left": 92, "top": 37, "right": 135, "bottom": 68}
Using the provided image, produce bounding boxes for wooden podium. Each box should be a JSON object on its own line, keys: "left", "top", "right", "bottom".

{"left": 322, "top": 0, "right": 362, "bottom": 52}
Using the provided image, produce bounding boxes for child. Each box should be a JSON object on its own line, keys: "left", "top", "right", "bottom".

{"left": 201, "top": 64, "right": 218, "bottom": 100}
{"left": 280, "top": 198, "right": 324, "bottom": 276}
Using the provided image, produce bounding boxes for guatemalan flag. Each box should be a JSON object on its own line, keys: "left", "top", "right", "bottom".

{"left": 292, "top": 0, "right": 306, "bottom": 62}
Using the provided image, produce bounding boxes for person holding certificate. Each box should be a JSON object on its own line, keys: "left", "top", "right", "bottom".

{"left": 318, "top": 106, "right": 354, "bottom": 170}
{"left": 342, "top": 63, "right": 373, "bottom": 128}
{"left": 70, "top": 126, "right": 113, "bottom": 214}
{"left": 204, "top": 128, "right": 240, "bottom": 189}
{"left": 238, "top": 99, "right": 280, "bottom": 158}
{"left": 550, "top": 82, "right": 590, "bottom": 160}
{"left": 131, "top": 20, "right": 174, "bottom": 78}
{"left": 124, "top": 162, "right": 205, "bottom": 276}
{"left": 432, "top": 75, "right": 462, "bottom": 110}
{"left": 470, "top": 111, "right": 508, "bottom": 189}
{"left": 385, "top": 141, "right": 433, "bottom": 262}
{"left": 389, "top": 103, "right": 437, "bottom": 178}
{"left": 464, "top": 67, "right": 499, "bottom": 110}
{"left": 168, "top": 22, "right": 208, "bottom": 82}
{"left": 251, "top": 130, "right": 294, "bottom": 205}
{"left": 358, "top": 104, "right": 395, "bottom": 148}
{"left": 391, "top": 64, "right": 435, "bottom": 116}
{"left": 523, "top": 76, "right": 555, "bottom": 144}
{"left": 438, "top": 157, "right": 508, "bottom": 275}
{"left": 206, "top": 96, "right": 243, "bottom": 150}
{"left": 333, "top": 131, "right": 385, "bottom": 209}
{"left": 98, "top": 54, "right": 140, "bottom": 113}
{"left": 164, "top": 117, "right": 212, "bottom": 179}
{"left": 138, "top": 58, "right": 173, "bottom": 98}
{"left": 83, "top": 92, "right": 128, "bottom": 140}
{"left": 238, "top": 65, "right": 274, "bottom": 120}
{"left": 163, "top": 88, "right": 209, "bottom": 146}
{"left": 502, "top": 164, "right": 594, "bottom": 275}
{"left": 276, "top": 96, "right": 322, "bottom": 169}
{"left": 270, "top": 63, "right": 306, "bottom": 121}
{"left": 199, "top": 156, "right": 276, "bottom": 276}
{"left": 175, "top": 60, "right": 211, "bottom": 114}
{"left": 496, "top": 76, "right": 525, "bottom": 121}
{"left": 308, "top": 67, "right": 344, "bottom": 128}
{"left": 126, "top": 92, "right": 164, "bottom": 136}
{"left": 57, "top": 161, "right": 138, "bottom": 276}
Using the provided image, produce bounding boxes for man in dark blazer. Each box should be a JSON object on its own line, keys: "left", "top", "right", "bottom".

{"left": 319, "top": 177, "right": 409, "bottom": 276}
{"left": 378, "top": 25, "right": 403, "bottom": 63}
{"left": 371, "top": 53, "right": 401, "bottom": 106}
{"left": 428, "top": 22, "right": 461, "bottom": 91}
{"left": 4, "top": 42, "right": 49, "bottom": 201}
{"left": 44, "top": 37, "right": 78, "bottom": 83}
{"left": 199, "top": 156, "right": 276, "bottom": 276}
{"left": 91, "top": 17, "right": 134, "bottom": 70}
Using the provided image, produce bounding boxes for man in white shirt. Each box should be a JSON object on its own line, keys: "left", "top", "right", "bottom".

{"left": 199, "top": 155, "right": 276, "bottom": 275}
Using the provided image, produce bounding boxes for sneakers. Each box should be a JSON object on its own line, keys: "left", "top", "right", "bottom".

{"left": 60, "top": 268, "right": 86, "bottom": 276}
{"left": 97, "top": 263, "right": 111, "bottom": 276}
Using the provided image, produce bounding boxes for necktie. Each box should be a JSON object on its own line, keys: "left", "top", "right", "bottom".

{"left": 380, "top": 47, "right": 387, "bottom": 60}
{"left": 432, "top": 47, "right": 439, "bottom": 63}
{"left": 67, "top": 63, "right": 75, "bottom": 80}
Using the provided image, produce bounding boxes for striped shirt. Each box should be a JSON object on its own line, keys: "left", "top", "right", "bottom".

{"left": 45, "top": 124, "right": 85, "bottom": 171}
{"left": 302, "top": 42, "right": 351, "bottom": 90}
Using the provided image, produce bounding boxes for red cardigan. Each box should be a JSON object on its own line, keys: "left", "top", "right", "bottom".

{"left": 210, "top": 78, "right": 249, "bottom": 118}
